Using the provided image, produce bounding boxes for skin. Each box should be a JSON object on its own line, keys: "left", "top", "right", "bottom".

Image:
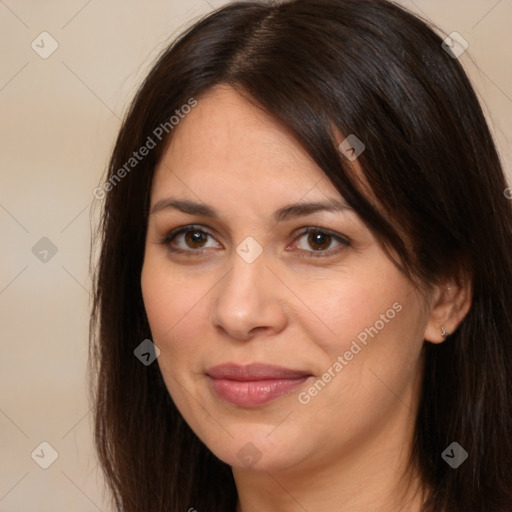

{"left": 141, "top": 85, "right": 471, "bottom": 512}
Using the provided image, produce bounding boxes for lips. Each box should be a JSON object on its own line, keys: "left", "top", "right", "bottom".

{"left": 206, "top": 363, "right": 312, "bottom": 407}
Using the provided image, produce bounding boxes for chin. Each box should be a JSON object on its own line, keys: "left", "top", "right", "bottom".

{"left": 204, "top": 424, "right": 306, "bottom": 473}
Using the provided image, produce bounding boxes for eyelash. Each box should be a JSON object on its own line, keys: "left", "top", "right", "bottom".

{"left": 293, "top": 227, "right": 350, "bottom": 258}
{"left": 159, "top": 225, "right": 350, "bottom": 259}
{"left": 160, "top": 225, "right": 220, "bottom": 257}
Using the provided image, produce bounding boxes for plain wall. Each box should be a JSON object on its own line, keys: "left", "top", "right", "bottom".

{"left": 1, "top": 1, "right": 511, "bottom": 510}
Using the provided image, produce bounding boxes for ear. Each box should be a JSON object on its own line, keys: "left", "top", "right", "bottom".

{"left": 423, "top": 276, "right": 473, "bottom": 344}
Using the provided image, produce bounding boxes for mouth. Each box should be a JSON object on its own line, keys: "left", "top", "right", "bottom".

{"left": 206, "top": 363, "right": 312, "bottom": 407}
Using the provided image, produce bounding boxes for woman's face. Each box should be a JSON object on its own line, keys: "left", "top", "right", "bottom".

{"left": 141, "top": 85, "right": 432, "bottom": 474}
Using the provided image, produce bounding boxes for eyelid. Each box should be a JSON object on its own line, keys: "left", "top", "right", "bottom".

{"left": 288, "top": 226, "right": 350, "bottom": 258}
{"left": 161, "top": 224, "right": 222, "bottom": 250}
{"left": 160, "top": 224, "right": 350, "bottom": 259}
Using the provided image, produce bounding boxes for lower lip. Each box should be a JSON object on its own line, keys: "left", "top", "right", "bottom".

{"left": 208, "top": 376, "right": 310, "bottom": 407}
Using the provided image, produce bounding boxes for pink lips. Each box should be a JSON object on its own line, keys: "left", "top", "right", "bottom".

{"left": 206, "top": 363, "right": 311, "bottom": 407}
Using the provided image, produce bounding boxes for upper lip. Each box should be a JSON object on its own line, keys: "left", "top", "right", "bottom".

{"left": 206, "top": 363, "right": 311, "bottom": 381}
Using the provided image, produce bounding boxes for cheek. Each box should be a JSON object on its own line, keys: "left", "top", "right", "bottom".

{"left": 296, "top": 262, "right": 426, "bottom": 408}
{"left": 141, "top": 258, "right": 209, "bottom": 359}
{"left": 141, "top": 259, "right": 211, "bottom": 417}
{"left": 297, "top": 263, "right": 413, "bottom": 356}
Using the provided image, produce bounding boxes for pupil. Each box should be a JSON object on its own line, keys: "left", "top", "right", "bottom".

{"left": 308, "top": 232, "right": 330, "bottom": 250}
{"left": 186, "top": 230, "right": 206, "bottom": 247}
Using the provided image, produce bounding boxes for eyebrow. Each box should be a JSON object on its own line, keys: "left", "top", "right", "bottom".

{"left": 150, "top": 197, "right": 352, "bottom": 221}
{"left": 151, "top": 198, "right": 219, "bottom": 217}
{"left": 275, "top": 198, "right": 352, "bottom": 221}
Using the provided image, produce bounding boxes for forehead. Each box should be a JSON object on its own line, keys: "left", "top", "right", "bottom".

{"left": 150, "top": 85, "right": 345, "bottom": 210}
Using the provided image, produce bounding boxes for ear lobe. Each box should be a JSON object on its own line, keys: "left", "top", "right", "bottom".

{"left": 423, "top": 277, "right": 473, "bottom": 344}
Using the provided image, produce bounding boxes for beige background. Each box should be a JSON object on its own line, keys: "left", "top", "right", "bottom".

{"left": 0, "top": 1, "right": 511, "bottom": 510}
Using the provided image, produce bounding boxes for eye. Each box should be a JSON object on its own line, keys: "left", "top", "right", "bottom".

{"left": 161, "top": 225, "right": 221, "bottom": 253}
{"left": 290, "top": 227, "right": 349, "bottom": 257}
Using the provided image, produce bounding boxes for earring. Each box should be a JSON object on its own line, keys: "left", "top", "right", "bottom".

{"left": 441, "top": 325, "right": 448, "bottom": 338}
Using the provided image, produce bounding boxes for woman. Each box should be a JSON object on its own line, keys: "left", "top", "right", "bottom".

{"left": 90, "top": 0, "right": 512, "bottom": 510}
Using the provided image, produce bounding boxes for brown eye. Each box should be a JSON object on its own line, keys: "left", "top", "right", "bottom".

{"left": 184, "top": 230, "right": 208, "bottom": 248}
{"left": 291, "top": 228, "right": 350, "bottom": 258}
{"left": 307, "top": 231, "right": 332, "bottom": 251}
{"left": 162, "top": 225, "right": 221, "bottom": 253}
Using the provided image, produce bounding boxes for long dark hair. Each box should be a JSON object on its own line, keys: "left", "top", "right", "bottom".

{"left": 90, "top": 1, "right": 512, "bottom": 510}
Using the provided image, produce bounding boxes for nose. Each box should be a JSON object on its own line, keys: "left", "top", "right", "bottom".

{"left": 210, "top": 253, "right": 288, "bottom": 341}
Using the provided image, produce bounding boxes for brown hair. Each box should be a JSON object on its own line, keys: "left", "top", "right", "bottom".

{"left": 90, "top": 1, "right": 512, "bottom": 510}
